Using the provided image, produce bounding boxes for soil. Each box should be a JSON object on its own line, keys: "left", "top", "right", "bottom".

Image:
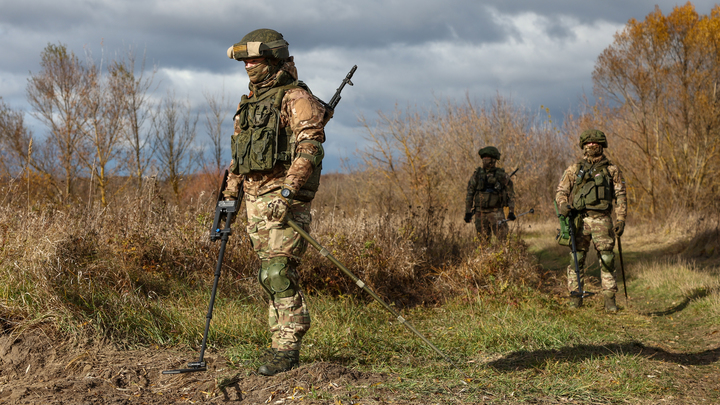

{"left": 0, "top": 332, "right": 394, "bottom": 404}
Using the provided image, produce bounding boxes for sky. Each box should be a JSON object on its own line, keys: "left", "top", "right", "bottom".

{"left": 1, "top": 0, "right": 718, "bottom": 172}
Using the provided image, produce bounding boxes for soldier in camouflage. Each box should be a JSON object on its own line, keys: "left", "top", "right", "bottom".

{"left": 555, "top": 129, "right": 627, "bottom": 312}
{"left": 464, "top": 146, "right": 516, "bottom": 242}
{"left": 223, "top": 28, "right": 328, "bottom": 375}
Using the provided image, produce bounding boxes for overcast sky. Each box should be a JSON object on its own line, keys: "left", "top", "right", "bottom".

{"left": 1, "top": 0, "right": 718, "bottom": 172}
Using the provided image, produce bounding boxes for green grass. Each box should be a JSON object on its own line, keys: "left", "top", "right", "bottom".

{"left": 1, "top": 202, "right": 718, "bottom": 403}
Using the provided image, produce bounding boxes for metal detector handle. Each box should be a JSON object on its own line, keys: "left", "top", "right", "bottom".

{"left": 286, "top": 219, "right": 468, "bottom": 382}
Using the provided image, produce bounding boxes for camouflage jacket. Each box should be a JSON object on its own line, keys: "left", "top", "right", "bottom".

{"left": 555, "top": 155, "right": 627, "bottom": 221}
{"left": 465, "top": 167, "right": 515, "bottom": 213}
{"left": 225, "top": 60, "right": 326, "bottom": 200}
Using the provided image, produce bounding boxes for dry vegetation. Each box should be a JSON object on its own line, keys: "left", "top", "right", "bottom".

{"left": 0, "top": 5, "right": 719, "bottom": 404}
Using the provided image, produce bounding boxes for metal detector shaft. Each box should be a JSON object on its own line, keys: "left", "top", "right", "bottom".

{"left": 497, "top": 208, "right": 534, "bottom": 225}
{"left": 617, "top": 236, "right": 628, "bottom": 304}
{"left": 286, "top": 219, "right": 467, "bottom": 380}
{"left": 163, "top": 172, "right": 239, "bottom": 375}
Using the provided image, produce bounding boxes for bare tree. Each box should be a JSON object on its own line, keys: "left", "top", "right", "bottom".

{"left": 203, "top": 87, "right": 229, "bottom": 173}
{"left": 78, "top": 52, "right": 129, "bottom": 207}
{"left": 26, "top": 43, "right": 93, "bottom": 203}
{"left": 119, "top": 48, "right": 157, "bottom": 193}
{"left": 153, "top": 92, "right": 199, "bottom": 202}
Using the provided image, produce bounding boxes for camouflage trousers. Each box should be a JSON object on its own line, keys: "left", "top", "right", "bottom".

{"left": 245, "top": 189, "right": 312, "bottom": 351}
{"left": 566, "top": 210, "right": 618, "bottom": 294}
{"left": 473, "top": 209, "right": 508, "bottom": 241}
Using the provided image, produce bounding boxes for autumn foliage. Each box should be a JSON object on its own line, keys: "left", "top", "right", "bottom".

{"left": 590, "top": 2, "right": 720, "bottom": 217}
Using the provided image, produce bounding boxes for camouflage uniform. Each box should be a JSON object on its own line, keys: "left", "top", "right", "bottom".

{"left": 555, "top": 130, "right": 627, "bottom": 309}
{"left": 223, "top": 30, "right": 326, "bottom": 367}
{"left": 465, "top": 147, "right": 515, "bottom": 241}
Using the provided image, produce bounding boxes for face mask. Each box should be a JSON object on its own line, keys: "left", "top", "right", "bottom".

{"left": 584, "top": 144, "right": 603, "bottom": 158}
{"left": 246, "top": 60, "right": 272, "bottom": 84}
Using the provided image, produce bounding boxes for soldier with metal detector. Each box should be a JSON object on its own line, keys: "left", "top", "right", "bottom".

{"left": 464, "top": 146, "right": 516, "bottom": 242}
{"left": 555, "top": 129, "right": 627, "bottom": 312}
{"left": 165, "top": 29, "right": 355, "bottom": 378}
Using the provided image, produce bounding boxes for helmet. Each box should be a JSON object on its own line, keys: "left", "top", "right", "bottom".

{"left": 227, "top": 29, "right": 290, "bottom": 61}
{"left": 478, "top": 146, "right": 501, "bottom": 159}
{"left": 579, "top": 129, "right": 608, "bottom": 148}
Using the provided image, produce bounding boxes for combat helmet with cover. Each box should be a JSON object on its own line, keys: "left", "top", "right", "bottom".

{"left": 227, "top": 29, "right": 290, "bottom": 61}
{"left": 478, "top": 146, "right": 501, "bottom": 160}
{"left": 579, "top": 129, "right": 608, "bottom": 149}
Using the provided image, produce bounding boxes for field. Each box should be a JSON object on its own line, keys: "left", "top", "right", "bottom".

{"left": 0, "top": 189, "right": 718, "bottom": 405}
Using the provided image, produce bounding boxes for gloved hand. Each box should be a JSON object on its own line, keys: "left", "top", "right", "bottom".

{"left": 463, "top": 212, "right": 473, "bottom": 223}
{"left": 613, "top": 220, "right": 625, "bottom": 237}
{"left": 507, "top": 211, "right": 516, "bottom": 221}
{"left": 558, "top": 204, "right": 571, "bottom": 217}
{"left": 267, "top": 196, "right": 291, "bottom": 223}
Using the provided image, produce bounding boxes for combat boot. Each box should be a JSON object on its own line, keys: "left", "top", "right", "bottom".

{"left": 569, "top": 296, "right": 583, "bottom": 308}
{"left": 258, "top": 347, "right": 277, "bottom": 364}
{"left": 258, "top": 350, "right": 299, "bottom": 376}
{"left": 603, "top": 292, "right": 618, "bottom": 313}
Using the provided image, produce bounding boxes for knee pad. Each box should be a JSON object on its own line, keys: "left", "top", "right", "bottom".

{"left": 600, "top": 250, "right": 615, "bottom": 272}
{"left": 260, "top": 257, "right": 297, "bottom": 299}
{"left": 572, "top": 250, "right": 587, "bottom": 268}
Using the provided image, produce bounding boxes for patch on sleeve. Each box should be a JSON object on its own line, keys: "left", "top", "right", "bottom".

{"left": 293, "top": 98, "right": 313, "bottom": 122}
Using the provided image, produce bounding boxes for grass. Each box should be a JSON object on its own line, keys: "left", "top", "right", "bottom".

{"left": 0, "top": 193, "right": 719, "bottom": 403}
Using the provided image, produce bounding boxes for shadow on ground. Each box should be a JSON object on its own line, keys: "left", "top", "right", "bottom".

{"left": 487, "top": 341, "right": 720, "bottom": 371}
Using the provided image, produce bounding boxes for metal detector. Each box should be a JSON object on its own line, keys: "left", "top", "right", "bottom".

{"left": 163, "top": 171, "right": 239, "bottom": 375}
{"left": 617, "top": 236, "right": 628, "bottom": 304}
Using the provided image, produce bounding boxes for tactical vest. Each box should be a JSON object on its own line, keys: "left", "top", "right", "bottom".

{"left": 571, "top": 159, "right": 613, "bottom": 211}
{"left": 230, "top": 81, "right": 322, "bottom": 201}
{"left": 473, "top": 167, "right": 507, "bottom": 210}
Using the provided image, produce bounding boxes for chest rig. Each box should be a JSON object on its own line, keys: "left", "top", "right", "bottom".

{"left": 230, "top": 81, "right": 322, "bottom": 201}
{"left": 230, "top": 83, "right": 297, "bottom": 174}
{"left": 474, "top": 167, "right": 507, "bottom": 210}
{"left": 571, "top": 158, "right": 613, "bottom": 211}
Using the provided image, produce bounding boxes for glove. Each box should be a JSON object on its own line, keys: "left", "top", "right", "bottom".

{"left": 464, "top": 212, "right": 473, "bottom": 223}
{"left": 613, "top": 220, "right": 625, "bottom": 237}
{"left": 507, "top": 211, "right": 516, "bottom": 221}
{"left": 267, "top": 196, "right": 291, "bottom": 223}
{"left": 558, "top": 204, "right": 571, "bottom": 217}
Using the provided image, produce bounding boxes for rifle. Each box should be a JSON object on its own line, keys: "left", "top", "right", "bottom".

{"left": 163, "top": 170, "right": 240, "bottom": 374}
{"left": 554, "top": 201, "right": 593, "bottom": 300}
{"left": 327, "top": 65, "right": 357, "bottom": 110}
{"left": 497, "top": 208, "right": 534, "bottom": 226}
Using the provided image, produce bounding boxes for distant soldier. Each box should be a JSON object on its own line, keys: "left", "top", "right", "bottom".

{"left": 555, "top": 129, "right": 627, "bottom": 312}
{"left": 464, "top": 146, "right": 515, "bottom": 241}
{"left": 223, "top": 29, "right": 327, "bottom": 375}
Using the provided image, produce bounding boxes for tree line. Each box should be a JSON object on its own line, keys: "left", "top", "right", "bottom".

{"left": 2, "top": 3, "right": 719, "bottom": 221}
{"left": 0, "top": 43, "right": 230, "bottom": 206}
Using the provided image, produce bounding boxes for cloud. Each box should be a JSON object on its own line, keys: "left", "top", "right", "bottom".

{"left": 2, "top": 0, "right": 718, "bottom": 171}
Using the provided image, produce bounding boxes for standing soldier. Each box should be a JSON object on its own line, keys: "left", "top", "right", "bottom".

{"left": 223, "top": 29, "right": 327, "bottom": 375}
{"left": 555, "top": 129, "right": 627, "bottom": 312}
{"left": 464, "top": 146, "right": 516, "bottom": 241}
